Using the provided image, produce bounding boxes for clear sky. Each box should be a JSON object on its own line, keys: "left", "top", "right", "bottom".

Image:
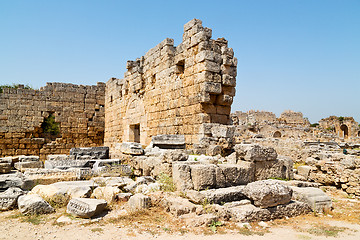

{"left": 1, "top": 0, "right": 359, "bottom": 123}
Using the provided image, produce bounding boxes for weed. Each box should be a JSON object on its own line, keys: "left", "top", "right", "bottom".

{"left": 306, "top": 224, "right": 346, "bottom": 237}
{"left": 91, "top": 227, "right": 104, "bottom": 233}
{"left": 41, "top": 113, "right": 60, "bottom": 136}
{"left": 44, "top": 194, "right": 70, "bottom": 209}
{"left": 157, "top": 173, "right": 176, "bottom": 192}
{"left": 209, "top": 220, "right": 222, "bottom": 233}
{"left": 296, "top": 234, "right": 312, "bottom": 240}
{"left": 238, "top": 227, "right": 265, "bottom": 236}
{"left": 22, "top": 215, "right": 43, "bottom": 225}
{"left": 0, "top": 84, "right": 33, "bottom": 93}
{"left": 294, "top": 161, "right": 306, "bottom": 169}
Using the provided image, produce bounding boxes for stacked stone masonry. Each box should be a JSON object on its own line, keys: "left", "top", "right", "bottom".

{"left": 105, "top": 19, "right": 237, "bottom": 152}
{"left": 0, "top": 82, "right": 105, "bottom": 159}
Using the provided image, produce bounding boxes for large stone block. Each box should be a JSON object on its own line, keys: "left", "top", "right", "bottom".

{"left": 67, "top": 198, "right": 107, "bottom": 218}
{"left": 70, "top": 147, "right": 109, "bottom": 159}
{"left": 18, "top": 194, "right": 55, "bottom": 215}
{"left": 0, "top": 187, "right": 25, "bottom": 210}
{"left": 186, "top": 186, "right": 246, "bottom": 204}
{"left": 0, "top": 162, "right": 11, "bottom": 174}
{"left": 172, "top": 163, "right": 194, "bottom": 191}
{"left": 254, "top": 156, "right": 293, "bottom": 181}
{"left": 219, "top": 162, "right": 255, "bottom": 186}
{"left": 128, "top": 193, "right": 151, "bottom": 211}
{"left": 120, "top": 142, "right": 144, "bottom": 155}
{"left": 152, "top": 135, "right": 185, "bottom": 149}
{"left": 291, "top": 186, "right": 332, "bottom": 213}
{"left": 190, "top": 164, "right": 216, "bottom": 190}
{"left": 234, "top": 144, "right": 277, "bottom": 162}
{"left": 243, "top": 180, "right": 292, "bottom": 208}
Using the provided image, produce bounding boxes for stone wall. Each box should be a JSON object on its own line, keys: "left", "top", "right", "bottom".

{"left": 0, "top": 82, "right": 105, "bottom": 159}
{"left": 319, "top": 116, "right": 360, "bottom": 140}
{"left": 105, "top": 19, "right": 237, "bottom": 151}
{"left": 279, "top": 110, "right": 309, "bottom": 126}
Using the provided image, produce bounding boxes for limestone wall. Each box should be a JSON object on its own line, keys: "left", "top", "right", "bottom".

{"left": 0, "top": 82, "right": 105, "bottom": 159}
{"left": 319, "top": 116, "right": 360, "bottom": 139}
{"left": 279, "top": 110, "right": 309, "bottom": 126}
{"left": 105, "top": 19, "right": 237, "bottom": 151}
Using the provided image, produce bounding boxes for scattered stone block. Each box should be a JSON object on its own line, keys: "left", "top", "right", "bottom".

{"left": 18, "top": 194, "right": 55, "bottom": 215}
{"left": 0, "top": 173, "right": 33, "bottom": 191}
{"left": 0, "top": 162, "right": 11, "bottom": 174}
{"left": 234, "top": 144, "right": 277, "bottom": 162}
{"left": 67, "top": 198, "right": 107, "bottom": 218}
{"left": 0, "top": 187, "right": 25, "bottom": 210}
{"left": 172, "top": 163, "right": 194, "bottom": 191}
{"left": 115, "top": 193, "right": 133, "bottom": 202}
{"left": 152, "top": 135, "right": 186, "bottom": 149}
{"left": 180, "top": 213, "right": 218, "bottom": 227}
{"left": 291, "top": 186, "right": 332, "bottom": 213}
{"left": 18, "top": 156, "right": 40, "bottom": 162}
{"left": 70, "top": 147, "right": 109, "bottom": 159}
{"left": 128, "top": 193, "right": 151, "bottom": 211}
{"left": 120, "top": 142, "right": 144, "bottom": 155}
{"left": 297, "top": 165, "right": 312, "bottom": 179}
{"left": 254, "top": 156, "right": 293, "bottom": 181}
{"left": 243, "top": 180, "right": 292, "bottom": 208}
{"left": 186, "top": 186, "right": 246, "bottom": 204}
{"left": 92, "top": 186, "right": 121, "bottom": 203}
{"left": 14, "top": 161, "right": 43, "bottom": 171}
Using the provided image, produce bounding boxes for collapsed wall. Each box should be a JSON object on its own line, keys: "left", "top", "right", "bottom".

{"left": 105, "top": 19, "right": 237, "bottom": 152}
{"left": 0, "top": 82, "right": 105, "bottom": 159}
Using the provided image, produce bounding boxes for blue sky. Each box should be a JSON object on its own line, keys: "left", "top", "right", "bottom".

{"left": 0, "top": 0, "right": 359, "bottom": 123}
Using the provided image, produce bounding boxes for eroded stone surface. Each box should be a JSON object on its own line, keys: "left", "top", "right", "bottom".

{"left": 67, "top": 198, "right": 107, "bottom": 218}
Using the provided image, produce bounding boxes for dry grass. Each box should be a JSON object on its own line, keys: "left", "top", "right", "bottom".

{"left": 106, "top": 206, "right": 186, "bottom": 235}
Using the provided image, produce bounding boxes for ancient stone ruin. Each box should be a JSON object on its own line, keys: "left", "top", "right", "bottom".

{"left": 105, "top": 18, "right": 237, "bottom": 155}
{"left": 0, "top": 19, "right": 358, "bottom": 232}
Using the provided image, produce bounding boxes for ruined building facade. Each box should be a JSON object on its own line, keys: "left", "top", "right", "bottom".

{"left": 105, "top": 19, "right": 237, "bottom": 151}
{"left": 319, "top": 116, "right": 360, "bottom": 139}
{"left": 0, "top": 83, "right": 105, "bottom": 159}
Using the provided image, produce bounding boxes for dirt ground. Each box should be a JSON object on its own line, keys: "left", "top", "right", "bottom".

{"left": 1, "top": 187, "right": 359, "bottom": 240}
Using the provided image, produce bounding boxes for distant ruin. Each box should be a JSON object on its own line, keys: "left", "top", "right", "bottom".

{"left": 105, "top": 19, "right": 237, "bottom": 153}
{"left": 0, "top": 83, "right": 105, "bottom": 159}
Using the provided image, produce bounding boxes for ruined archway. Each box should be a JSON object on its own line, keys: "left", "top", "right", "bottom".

{"left": 124, "top": 97, "right": 147, "bottom": 144}
{"left": 340, "top": 124, "right": 349, "bottom": 139}
{"left": 273, "top": 131, "right": 282, "bottom": 138}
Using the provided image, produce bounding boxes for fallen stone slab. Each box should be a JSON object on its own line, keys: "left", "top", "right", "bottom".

{"left": 124, "top": 176, "right": 155, "bottom": 192}
{"left": 152, "top": 135, "right": 186, "bottom": 149}
{"left": 186, "top": 186, "right": 246, "bottom": 204}
{"left": 18, "top": 156, "right": 40, "bottom": 162}
{"left": 31, "top": 181, "right": 97, "bottom": 199}
{"left": 150, "top": 192, "right": 197, "bottom": 217}
{"left": 227, "top": 200, "right": 310, "bottom": 222}
{"left": 120, "top": 142, "right": 144, "bottom": 155}
{"left": 92, "top": 176, "right": 135, "bottom": 188}
{"left": 44, "top": 158, "right": 89, "bottom": 170}
{"left": 0, "top": 173, "right": 33, "bottom": 191}
{"left": 70, "top": 147, "right": 109, "bottom": 159}
{"left": 67, "top": 198, "right": 107, "bottom": 218}
{"left": 243, "top": 180, "right": 292, "bottom": 208}
{"left": 234, "top": 144, "right": 277, "bottom": 162}
{"left": 128, "top": 193, "right": 151, "bottom": 211}
{"left": 0, "top": 162, "right": 11, "bottom": 174}
{"left": 291, "top": 186, "right": 332, "bottom": 212}
{"left": 14, "top": 161, "right": 43, "bottom": 172}
{"left": 180, "top": 213, "right": 218, "bottom": 227}
{"left": 18, "top": 194, "right": 55, "bottom": 215}
{"left": 24, "top": 169, "right": 79, "bottom": 185}
{"left": 92, "top": 186, "right": 121, "bottom": 203}
{"left": 0, "top": 187, "right": 25, "bottom": 210}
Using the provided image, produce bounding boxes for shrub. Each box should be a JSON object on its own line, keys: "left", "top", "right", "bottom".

{"left": 157, "top": 173, "right": 176, "bottom": 192}
{"left": 0, "top": 84, "right": 33, "bottom": 93}
{"left": 41, "top": 113, "right": 60, "bottom": 135}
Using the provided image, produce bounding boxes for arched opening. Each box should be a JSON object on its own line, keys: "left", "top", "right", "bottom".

{"left": 358, "top": 131, "right": 360, "bottom": 137}
{"left": 273, "top": 131, "right": 282, "bottom": 138}
{"left": 340, "top": 124, "right": 349, "bottom": 139}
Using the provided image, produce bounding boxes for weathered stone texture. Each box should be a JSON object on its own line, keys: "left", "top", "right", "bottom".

{"left": 0, "top": 82, "right": 105, "bottom": 160}
{"left": 105, "top": 19, "right": 237, "bottom": 153}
